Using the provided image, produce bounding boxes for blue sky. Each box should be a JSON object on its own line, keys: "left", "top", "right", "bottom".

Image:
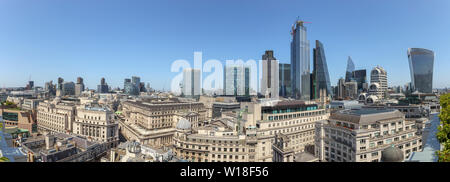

{"left": 0, "top": 0, "right": 449, "bottom": 90}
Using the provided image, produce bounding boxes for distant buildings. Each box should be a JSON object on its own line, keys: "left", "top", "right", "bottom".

{"left": 44, "top": 81, "right": 56, "bottom": 96}
{"left": 58, "top": 82, "right": 75, "bottom": 96}
{"left": 182, "top": 69, "right": 201, "bottom": 97}
{"left": 26, "top": 81, "right": 34, "bottom": 90}
{"left": 291, "top": 20, "right": 311, "bottom": 100}
{"left": 223, "top": 65, "right": 250, "bottom": 96}
{"left": 97, "top": 77, "right": 109, "bottom": 93}
{"left": 315, "top": 108, "right": 422, "bottom": 162}
{"left": 408, "top": 48, "right": 434, "bottom": 93}
{"left": 261, "top": 50, "right": 279, "bottom": 98}
{"left": 124, "top": 76, "right": 140, "bottom": 95}
{"left": 75, "top": 77, "right": 85, "bottom": 96}
{"left": 279, "top": 63, "right": 291, "bottom": 98}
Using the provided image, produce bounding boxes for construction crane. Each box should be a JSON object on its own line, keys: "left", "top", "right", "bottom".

{"left": 291, "top": 19, "right": 312, "bottom": 36}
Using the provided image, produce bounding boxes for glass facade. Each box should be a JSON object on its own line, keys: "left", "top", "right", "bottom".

{"left": 312, "top": 40, "right": 332, "bottom": 99}
{"left": 2, "top": 112, "right": 18, "bottom": 121}
{"left": 352, "top": 69, "right": 367, "bottom": 92}
{"left": 291, "top": 21, "right": 310, "bottom": 100}
{"left": 408, "top": 48, "right": 434, "bottom": 93}
{"left": 345, "top": 56, "right": 355, "bottom": 82}
{"left": 279, "top": 63, "right": 291, "bottom": 97}
{"left": 223, "top": 65, "right": 249, "bottom": 96}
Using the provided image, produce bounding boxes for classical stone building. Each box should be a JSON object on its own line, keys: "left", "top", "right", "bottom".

{"left": 172, "top": 99, "right": 329, "bottom": 162}
{"left": 119, "top": 98, "right": 206, "bottom": 147}
{"left": 272, "top": 133, "right": 294, "bottom": 162}
{"left": 173, "top": 118, "right": 251, "bottom": 162}
{"left": 73, "top": 106, "right": 119, "bottom": 149}
{"left": 36, "top": 99, "right": 76, "bottom": 134}
{"left": 315, "top": 108, "right": 422, "bottom": 162}
{"left": 254, "top": 100, "right": 328, "bottom": 161}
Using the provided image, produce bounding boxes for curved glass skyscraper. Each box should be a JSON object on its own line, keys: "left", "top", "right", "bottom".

{"left": 345, "top": 56, "right": 355, "bottom": 82}
{"left": 312, "top": 40, "right": 331, "bottom": 99}
{"left": 407, "top": 48, "right": 434, "bottom": 93}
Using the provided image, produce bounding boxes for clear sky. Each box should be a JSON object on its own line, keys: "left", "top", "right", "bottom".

{"left": 0, "top": 0, "right": 449, "bottom": 90}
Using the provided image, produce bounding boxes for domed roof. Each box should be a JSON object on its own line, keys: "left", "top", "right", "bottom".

{"left": 366, "top": 95, "right": 379, "bottom": 103}
{"left": 381, "top": 146, "right": 404, "bottom": 162}
{"left": 176, "top": 118, "right": 191, "bottom": 130}
{"left": 127, "top": 141, "right": 141, "bottom": 154}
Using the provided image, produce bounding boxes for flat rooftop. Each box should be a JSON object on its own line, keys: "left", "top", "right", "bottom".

{"left": 341, "top": 108, "right": 397, "bottom": 116}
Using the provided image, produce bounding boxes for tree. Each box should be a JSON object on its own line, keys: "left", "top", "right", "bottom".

{"left": 0, "top": 157, "right": 10, "bottom": 162}
{"left": 437, "top": 93, "right": 450, "bottom": 161}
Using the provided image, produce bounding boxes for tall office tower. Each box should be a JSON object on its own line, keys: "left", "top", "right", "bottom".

{"left": 97, "top": 77, "right": 109, "bottom": 93}
{"left": 224, "top": 65, "right": 250, "bottom": 96}
{"left": 312, "top": 40, "right": 332, "bottom": 99}
{"left": 291, "top": 20, "right": 310, "bottom": 100}
{"left": 407, "top": 48, "right": 434, "bottom": 93}
{"left": 261, "top": 50, "right": 279, "bottom": 98}
{"left": 352, "top": 69, "right": 367, "bottom": 93}
{"left": 279, "top": 63, "right": 291, "bottom": 98}
{"left": 61, "top": 82, "right": 75, "bottom": 96}
{"left": 182, "top": 68, "right": 201, "bottom": 97}
{"left": 124, "top": 78, "right": 134, "bottom": 95}
{"left": 75, "top": 77, "right": 85, "bottom": 96}
{"left": 345, "top": 56, "right": 355, "bottom": 82}
{"left": 369, "top": 66, "right": 388, "bottom": 99}
{"left": 57, "top": 77, "right": 64, "bottom": 90}
{"left": 337, "top": 78, "right": 345, "bottom": 100}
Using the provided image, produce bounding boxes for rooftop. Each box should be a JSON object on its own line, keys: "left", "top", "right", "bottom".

{"left": 330, "top": 108, "right": 404, "bottom": 124}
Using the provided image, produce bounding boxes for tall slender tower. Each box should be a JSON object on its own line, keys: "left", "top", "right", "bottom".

{"left": 261, "top": 50, "right": 279, "bottom": 98}
{"left": 291, "top": 20, "right": 310, "bottom": 100}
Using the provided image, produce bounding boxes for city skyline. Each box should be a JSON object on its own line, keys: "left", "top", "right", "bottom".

{"left": 1, "top": 0, "right": 449, "bottom": 90}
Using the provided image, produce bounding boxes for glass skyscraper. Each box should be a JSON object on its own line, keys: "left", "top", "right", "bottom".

{"left": 224, "top": 65, "right": 250, "bottom": 96}
{"left": 352, "top": 69, "right": 367, "bottom": 92}
{"left": 312, "top": 40, "right": 331, "bottom": 99}
{"left": 345, "top": 56, "right": 355, "bottom": 82}
{"left": 407, "top": 48, "right": 434, "bottom": 93}
{"left": 291, "top": 20, "right": 310, "bottom": 100}
{"left": 279, "top": 63, "right": 291, "bottom": 97}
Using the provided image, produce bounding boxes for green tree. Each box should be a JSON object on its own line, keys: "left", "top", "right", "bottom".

{"left": 0, "top": 157, "right": 10, "bottom": 162}
{"left": 437, "top": 93, "right": 450, "bottom": 161}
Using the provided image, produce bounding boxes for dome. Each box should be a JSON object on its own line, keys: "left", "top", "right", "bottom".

{"left": 176, "top": 118, "right": 191, "bottom": 130}
{"left": 358, "top": 93, "right": 368, "bottom": 101}
{"left": 366, "top": 95, "right": 379, "bottom": 103}
{"left": 127, "top": 141, "right": 141, "bottom": 154}
{"left": 381, "top": 146, "right": 404, "bottom": 162}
